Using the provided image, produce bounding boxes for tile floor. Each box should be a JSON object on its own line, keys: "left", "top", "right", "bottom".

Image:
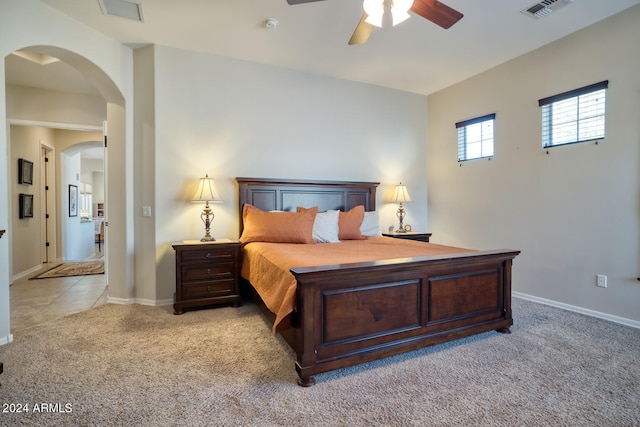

{"left": 9, "top": 247, "right": 107, "bottom": 333}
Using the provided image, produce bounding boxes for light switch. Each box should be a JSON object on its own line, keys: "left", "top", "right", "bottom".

{"left": 142, "top": 206, "right": 152, "bottom": 217}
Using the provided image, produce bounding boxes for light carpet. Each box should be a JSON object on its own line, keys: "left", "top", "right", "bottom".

{"left": 0, "top": 298, "right": 638, "bottom": 426}
{"left": 30, "top": 261, "right": 104, "bottom": 279}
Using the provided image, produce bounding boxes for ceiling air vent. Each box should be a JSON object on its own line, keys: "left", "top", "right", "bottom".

{"left": 522, "top": 0, "right": 574, "bottom": 20}
{"left": 98, "top": 0, "right": 144, "bottom": 22}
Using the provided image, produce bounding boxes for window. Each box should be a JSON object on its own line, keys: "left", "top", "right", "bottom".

{"left": 456, "top": 113, "right": 495, "bottom": 162}
{"left": 539, "top": 80, "right": 608, "bottom": 149}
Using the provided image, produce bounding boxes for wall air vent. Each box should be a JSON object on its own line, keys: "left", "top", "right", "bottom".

{"left": 98, "top": 0, "right": 144, "bottom": 22}
{"left": 522, "top": 0, "right": 574, "bottom": 20}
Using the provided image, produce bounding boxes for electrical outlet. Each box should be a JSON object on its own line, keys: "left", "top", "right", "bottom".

{"left": 596, "top": 274, "right": 607, "bottom": 288}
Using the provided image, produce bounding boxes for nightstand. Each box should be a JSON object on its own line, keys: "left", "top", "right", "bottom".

{"left": 382, "top": 231, "right": 432, "bottom": 243}
{"left": 172, "top": 239, "right": 242, "bottom": 315}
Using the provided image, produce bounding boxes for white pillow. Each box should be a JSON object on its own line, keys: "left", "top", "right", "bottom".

{"left": 312, "top": 210, "right": 340, "bottom": 243}
{"left": 360, "top": 211, "right": 382, "bottom": 236}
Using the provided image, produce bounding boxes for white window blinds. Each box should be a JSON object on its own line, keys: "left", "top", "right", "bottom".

{"left": 539, "top": 80, "right": 608, "bottom": 148}
{"left": 456, "top": 113, "right": 495, "bottom": 162}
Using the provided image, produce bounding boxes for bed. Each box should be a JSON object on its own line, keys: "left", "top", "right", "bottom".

{"left": 237, "top": 177, "right": 520, "bottom": 386}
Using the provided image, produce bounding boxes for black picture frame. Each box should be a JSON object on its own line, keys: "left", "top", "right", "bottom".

{"left": 18, "top": 159, "right": 33, "bottom": 185}
{"left": 69, "top": 185, "right": 78, "bottom": 217}
{"left": 19, "top": 194, "right": 34, "bottom": 219}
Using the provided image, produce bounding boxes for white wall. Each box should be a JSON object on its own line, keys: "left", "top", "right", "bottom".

{"left": 427, "top": 5, "right": 640, "bottom": 323}
{"left": 61, "top": 151, "right": 95, "bottom": 261}
{"left": 150, "top": 45, "right": 428, "bottom": 301}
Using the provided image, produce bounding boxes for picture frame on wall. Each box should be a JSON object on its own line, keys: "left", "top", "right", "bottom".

{"left": 69, "top": 185, "right": 78, "bottom": 217}
{"left": 18, "top": 158, "right": 33, "bottom": 185}
{"left": 19, "top": 193, "right": 34, "bottom": 219}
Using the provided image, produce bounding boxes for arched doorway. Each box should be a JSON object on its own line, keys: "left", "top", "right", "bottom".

{"left": 3, "top": 45, "right": 130, "bottom": 333}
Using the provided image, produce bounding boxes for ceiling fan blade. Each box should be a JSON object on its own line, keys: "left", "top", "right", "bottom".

{"left": 348, "top": 14, "right": 375, "bottom": 45}
{"left": 410, "top": 0, "right": 463, "bottom": 29}
{"left": 286, "top": 0, "right": 326, "bottom": 4}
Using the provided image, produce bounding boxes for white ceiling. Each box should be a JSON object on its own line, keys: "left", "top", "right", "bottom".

{"left": 6, "top": 0, "right": 640, "bottom": 98}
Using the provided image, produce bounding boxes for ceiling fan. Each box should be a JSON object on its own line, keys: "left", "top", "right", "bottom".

{"left": 285, "top": 0, "right": 463, "bottom": 45}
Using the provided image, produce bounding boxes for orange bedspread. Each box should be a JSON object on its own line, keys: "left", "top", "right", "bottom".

{"left": 241, "top": 236, "right": 474, "bottom": 333}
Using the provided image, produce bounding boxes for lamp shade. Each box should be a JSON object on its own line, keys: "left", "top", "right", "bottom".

{"left": 192, "top": 175, "right": 222, "bottom": 203}
{"left": 391, "top": 182, "right": 412, "bottom": 203}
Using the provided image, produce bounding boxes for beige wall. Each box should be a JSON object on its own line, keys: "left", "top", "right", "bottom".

{"left": 150, "top": 45, "right": 429, "bottom": 301}
{"left": 6, "top": 85, "right": 105, "bottom": 126}
{"left": 9, "top": 125, "right": 53, "bottom": 275}
{"left": 427, "top": 5, "right": 640, "bottom": 323}
{"left": 133, "top": 45, "right": 157, "bottom": 302}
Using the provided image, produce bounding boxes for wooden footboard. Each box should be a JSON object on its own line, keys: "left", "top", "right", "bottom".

{"left": 289, "top": 249, "right": 519, "bottom": 386}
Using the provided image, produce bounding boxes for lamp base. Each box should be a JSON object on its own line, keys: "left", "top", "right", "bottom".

{"left": 200, "top": 234, "right": 216, "bottom": 242}
{"left": 200, "top": 204, "right": 216, "bottom": 242}
{"left": 394, "top": 228, "right": 408, "bottom": 233}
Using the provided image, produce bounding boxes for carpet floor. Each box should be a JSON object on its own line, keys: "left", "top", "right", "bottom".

{"left": 30, "top": 261, "right": 104, "bottom": 279}
{"left": 0, "top": 298, "right": 638, "bottom": 426}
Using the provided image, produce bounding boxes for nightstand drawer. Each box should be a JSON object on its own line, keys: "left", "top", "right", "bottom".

{"left": 181, "top": 262, "right": 234, "bottom": 282}
{"left": 182, "top": 279, "right": 235, "bottom": 298}
{"left": 180, "top": 248, "right": 237, "bottom": 263}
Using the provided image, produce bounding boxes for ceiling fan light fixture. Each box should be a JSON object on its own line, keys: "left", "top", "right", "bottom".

{"left": 363, "top": 0, "right": 384, "bottom": 27}
{"left": 391, "top": 0, "right": 413, "bottom": 26}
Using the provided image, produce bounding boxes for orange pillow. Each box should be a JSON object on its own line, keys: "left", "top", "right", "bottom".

{"left": 240, "top": 204, "right": 317, "bottom": 244}
{"left": 338, "top": 205, "right": 365, "bottom": 240}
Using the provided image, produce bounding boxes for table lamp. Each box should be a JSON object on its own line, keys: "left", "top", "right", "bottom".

{"left": 192, "top": 174, "right": 222, "bottom": 241}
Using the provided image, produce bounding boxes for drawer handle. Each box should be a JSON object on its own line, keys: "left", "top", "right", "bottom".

{"left": 205, "top": 253, "right": 212, "bottom": 259}
{"left": 207, "top": 268, "right": 211, "bottom": 275}
{"left": 207, "top": 285, "right": 211, "bottom": 292}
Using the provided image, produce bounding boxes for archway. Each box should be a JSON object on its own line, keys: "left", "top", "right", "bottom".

{"left": 60, "top": 139, "right": 105, "bottom": 262}
{"left": 3, "top": 45, "right": 130, "bottom": 333}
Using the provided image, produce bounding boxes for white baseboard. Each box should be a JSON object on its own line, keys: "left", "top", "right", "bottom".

{"left": 106, "top": 296, "right": 172, "bottom": 307}
{"left": 0, "top": 334, "right": 14, "bottom": 346}
{"left": 136, "top": 298, "right": 173, "bottom": 307}
{"left": 514, "top": 292, "right": 640, "bottom": 329}
{"left": 106, "top": 296, "right": 134, "bottom": 305}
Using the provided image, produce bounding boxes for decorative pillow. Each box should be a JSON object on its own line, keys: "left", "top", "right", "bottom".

{"left": 338, "top": 205, "right": 365, "bottom": 240}
{"left": 240, "top": 204, "right": 317, "bottom": 244}
{"left": 360, "top": 211, "right": 382, "bottom": 236}
{"left": 297, "top": 207, "right": 340, "bottom": 243}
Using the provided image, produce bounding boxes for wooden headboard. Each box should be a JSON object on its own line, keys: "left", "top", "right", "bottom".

{"left": 236, "top": 177, "right": 379, "bottom": 234}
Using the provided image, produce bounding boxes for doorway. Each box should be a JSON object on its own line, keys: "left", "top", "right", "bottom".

{"left": 5, "top": 48, "right": 108, "bottom": 329}
{"left": 0, "top": 44, "right": 129, "bottom": 344}
{"left": 40, "top": 143, "right": 54, "bottom": 264}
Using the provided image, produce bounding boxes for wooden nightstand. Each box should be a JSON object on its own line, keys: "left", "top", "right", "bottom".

{"left": 382, "top": 231, "right": 432, "bottom": 243}
{"left": 172, "top": 239, "right": 242, "bottom": 315}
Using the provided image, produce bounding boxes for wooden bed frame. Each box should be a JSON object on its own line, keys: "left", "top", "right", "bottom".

{"left": 237, "top": 177, "right": 520, "bottom": 386}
